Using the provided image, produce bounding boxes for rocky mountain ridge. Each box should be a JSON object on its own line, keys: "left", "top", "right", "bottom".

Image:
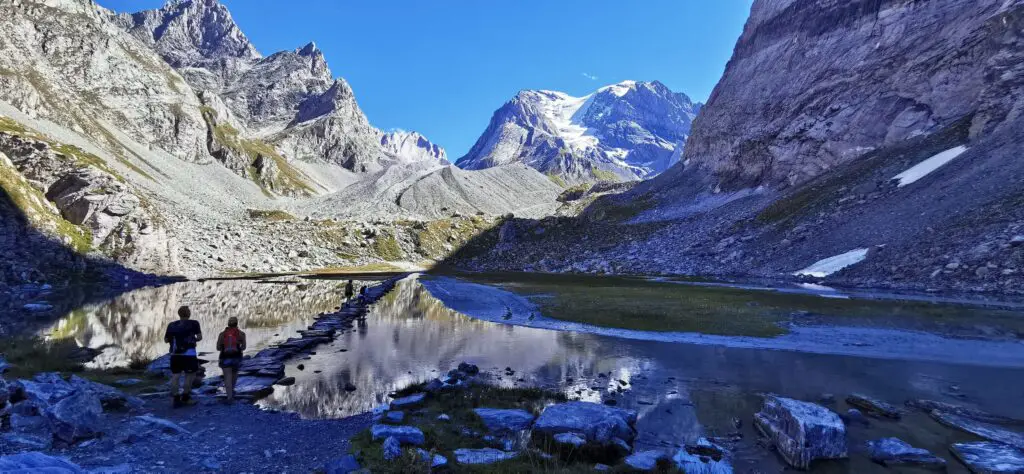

{"left": 457, "top": 81, "right": 700, "bottom": 184}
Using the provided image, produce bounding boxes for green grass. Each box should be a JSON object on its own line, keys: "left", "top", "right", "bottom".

{"left": 0, "top": 156, "right": 92, "bottom": 253}
{"left": 462, "top": 273, "right": 1024, "bottom": 338}
{"left": 374, "top": 232, "right": 405, "bottom": 261}
{"left": 415, "top": 218, "right": 497, "bottom": 260}
{"left": 348, "top": 383, "right": 626, "bottom": 474}
{"left": 591, "top": 169, "right": 619, "bottom": 182}
{"left": 200, "top": 107, "right": 315, "bottom": 196}
{"left": 308, "top": 262, "right": 406, "bottom": 274}
{"left": 246, "top": 209, "right": 296, "bottom": 221}
{"left": 546, "top": 173, "right": 568, "bottom": 188}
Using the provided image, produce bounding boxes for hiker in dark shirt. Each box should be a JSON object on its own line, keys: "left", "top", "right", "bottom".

{"left": 164, "top": 306, "right": 202, "bottom": 408}
{"left": 216, "top": 317, "right": 247, "bottom": 403}
{"left": 344, "top": 279, "right": 354, "bottom": 302}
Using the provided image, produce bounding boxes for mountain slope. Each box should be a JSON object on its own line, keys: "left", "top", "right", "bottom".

{"left": 457, "top": 81, "right": 700, "bottom": 184}
{"left": 449, "top": 0, "right": 1024, "bottom": 296}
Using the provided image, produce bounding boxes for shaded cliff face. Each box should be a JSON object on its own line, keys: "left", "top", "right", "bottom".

{"left": 678, "top": 0, "right": 1023, "bottom": 190}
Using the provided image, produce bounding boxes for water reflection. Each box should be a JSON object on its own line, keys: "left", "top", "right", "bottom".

{"left": 43, "top": 278, "right": 374, "bottom": 372}
{"left": 40, "top": 274, "right": 1024, "bottom": 472}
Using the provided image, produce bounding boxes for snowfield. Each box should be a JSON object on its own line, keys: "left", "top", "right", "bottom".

{"left": 793, "top": 248, "right": 870, "bottom": 277}
{"left": 892, "top": 145, "right": 969, "bottom": 187}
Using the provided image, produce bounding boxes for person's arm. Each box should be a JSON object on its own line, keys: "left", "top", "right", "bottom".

{"left": 194, "top": 322, "right": 203, "bottom": 342}
{"left": 164, "top": 324, "right": 172, "bottom": 344}
{"left": 240, "top": 331, "right": 247, "bottom": 352}
{"left": 215, "top": 331, "right": 224, "bottom": 352}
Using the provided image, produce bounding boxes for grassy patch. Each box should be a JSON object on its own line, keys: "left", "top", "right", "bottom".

{"left": 591, "top": 168, "right": 619, "bottom": 182}
{"left": 348, "top": 383, "right": 602, "bottom": 473}
{"left": 374, "top": 232, "right": 405, "bottom": 261}
{"left": 308, "top": 262, "right": 406, "bottom": 274}
{"left": 546, "top": 173, "right": 568, "bottom": 188}
{"left": 0, "top": 157, "right": 92, "bottom": 253}
{"left": 462, "top": 273, "right": 1024, "bottom": 338}
{"left": 585, "top": 196, "right": 654, "bottom": 223}
{"left": 200, "top": 108, "right": 314, "bottom": 196}
{"left": 415, "top": 218, "right": 497, "bottom": 260}
{"left": 246, "top": 209, "right": 296, "bottom": 221}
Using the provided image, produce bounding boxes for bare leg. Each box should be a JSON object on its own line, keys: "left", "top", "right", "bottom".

{"left": 224, "top": 367, "right": 237, "bottom": 401}
{"left": 169, "top": 373, "right": 181, "bottom": 396}
{"left": 183, "top": 372, "right": 196, "bottom": 398}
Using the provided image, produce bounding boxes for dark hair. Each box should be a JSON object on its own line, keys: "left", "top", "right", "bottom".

{"left": 178, "top": 306, "right": 191, "bottom": 319}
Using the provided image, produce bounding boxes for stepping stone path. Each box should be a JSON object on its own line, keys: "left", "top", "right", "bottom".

{"left": 867, "top": 437, "right": 945, "bottom": 469}
{"left": 151, "top": 276, "right": 402, "bottom": 400}
{"left": 754, "top": 395, "right": 847, "bottom": 469}
{"left": 390, "top": 392, "right": 426, "bottom": 409}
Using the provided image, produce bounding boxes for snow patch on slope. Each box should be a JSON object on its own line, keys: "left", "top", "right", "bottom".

{"left": 892, "top": 146, "right": 969, "bottom": 187}
{"left": 794, "top": 248, "right": 870, "bottom": 277}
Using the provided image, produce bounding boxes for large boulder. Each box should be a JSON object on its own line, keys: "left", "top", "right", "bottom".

{"left": 753, "top": 395, "right": 847, "bottom": 469}
{"left": 46, "top": 391, "right": 103, "bottom": 443}
{"left": 68, "top": 376, "right": 138, "bottom": 411}
{"left": 867, "top": 438, "right": 945, "bottom": 469}
{"left": 950, "top": 441, "right": 1024, "bottom": 473}
{"left": 18, "top": 373, "right": 75, "bottom": 405}
{"left": 0, "top": 452, "right": 84, "bottom": 473}
{"left": 473, "top": 408, "right": 535, "bottom": 433}
{"left": 533, "top": 401, "right": 638, "bottom": 463}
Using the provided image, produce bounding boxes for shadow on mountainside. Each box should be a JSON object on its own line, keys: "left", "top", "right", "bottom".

{"left": 434, "top": 115, "right": 1024, "bottom": 296}
{"left": 0, "top": 185, "right": 176, "bottom": 337}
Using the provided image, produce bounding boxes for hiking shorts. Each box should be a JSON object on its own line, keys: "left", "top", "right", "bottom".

{"left": 218, "top": 356, "right": 242, "bottom": 369}
{"left": 170, "top": 355, "right": 199, "bottom": 374}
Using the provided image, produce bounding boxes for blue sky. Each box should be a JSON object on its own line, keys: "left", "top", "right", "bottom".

{"left": 98, "top": 0, "right": 753, "bottom": 159}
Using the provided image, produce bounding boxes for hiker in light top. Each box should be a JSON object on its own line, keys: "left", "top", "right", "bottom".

{"left": 344, "top": 279, "right": 355, "bottom": 302}
{"left": 164, "top": 305, "right": 202, "bottom": 408}
{"left": 216, "top": 317, "right": 247, "bottom": 403}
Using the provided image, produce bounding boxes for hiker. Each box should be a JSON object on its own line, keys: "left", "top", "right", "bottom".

{"left": 358, "top": 285, "right": 367, "bottom": 301}
{"left": 216, "top": 316, "right": 247, "bottom": 403}
{"left": 344, "top": 279, "right": 354, "bottom": 302}
{"left": 164, "top": 305, "right": 202, "bottom": 408}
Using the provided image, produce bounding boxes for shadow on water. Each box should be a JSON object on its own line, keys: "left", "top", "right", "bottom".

{"left": 0, "top": 184, "right": 175, "bottom": 337}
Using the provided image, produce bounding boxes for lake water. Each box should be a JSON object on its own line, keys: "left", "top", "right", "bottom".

{"left": 36, "top": 273, "right": 1024, "bottom": 472}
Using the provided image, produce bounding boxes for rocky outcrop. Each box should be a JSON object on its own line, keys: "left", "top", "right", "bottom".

{"left": 532, "top": 401, "right": 638, "bottom": 462}
{"left": 677, "top": 0, "right": 1023, "bottom": 190}
{"left": 457, "top": 81, "right": 700, "bottom": 184}
{"left": 380, "top": 130, "right": 448, "bottom": 165}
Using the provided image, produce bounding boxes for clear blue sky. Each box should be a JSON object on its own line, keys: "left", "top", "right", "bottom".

{"left": 98, "top": 0, "right": 753, "bottom": 159}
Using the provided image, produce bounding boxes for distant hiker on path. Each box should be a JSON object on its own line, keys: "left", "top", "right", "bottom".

{"left": 216, "top": 316, "right": 247, "bottom": 403}
{"left": 164, "top": 306, "right": 202, "bottom": 408}
{"left": 344, "top": 279, "right": 354, "bottom": 302}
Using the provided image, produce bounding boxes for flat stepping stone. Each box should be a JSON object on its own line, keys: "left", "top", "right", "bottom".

{"left": 950, "top": 441, "right": 1024, "bottom": 473}
{"left": 908, "top": 399, "right": 1024, "bottom": 425}
{"left": 371, "top": 424, "right": 425, "bottom": 445}
{"left": 133, "top": 415, "right": 191, "bottom": 435}
{"left": 848, "top": 394, "right": 902, "bottom": 419}
{"left": 453, "top": 448, "right": 518, "bottom": 465}
{"left": 473, "top": 408, "right": 535, "bottom": 433}
{"left": 867, "top": 437, "right": 945, "bottom": 469}
{"left": 624, "top": 450, "right": 670, "bottom": 471}
{"left": 390, "top": 393, "right": 426, "bottom": 408}
{"left": 233, "top": 376, "right": 278, "bottom": 398}
{"left": 932, "top": 411, "right": 1024, "bottom": 449}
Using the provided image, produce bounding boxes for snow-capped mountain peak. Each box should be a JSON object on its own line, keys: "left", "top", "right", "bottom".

{"left": 456, "top": 80, "right": 701, "bottom": 184}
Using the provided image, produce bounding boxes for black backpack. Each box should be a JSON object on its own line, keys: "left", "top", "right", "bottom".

{"left": 168, "top": 321, "right": 198, "bottom": 354}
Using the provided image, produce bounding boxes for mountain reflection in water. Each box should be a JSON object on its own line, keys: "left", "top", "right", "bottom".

{"left": 41, "top": 274, "right": 1024, "bottom": 472}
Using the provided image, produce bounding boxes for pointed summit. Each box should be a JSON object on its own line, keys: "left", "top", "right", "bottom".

{"left": 119, "top": 0, "right": 260, "bottom": 69}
